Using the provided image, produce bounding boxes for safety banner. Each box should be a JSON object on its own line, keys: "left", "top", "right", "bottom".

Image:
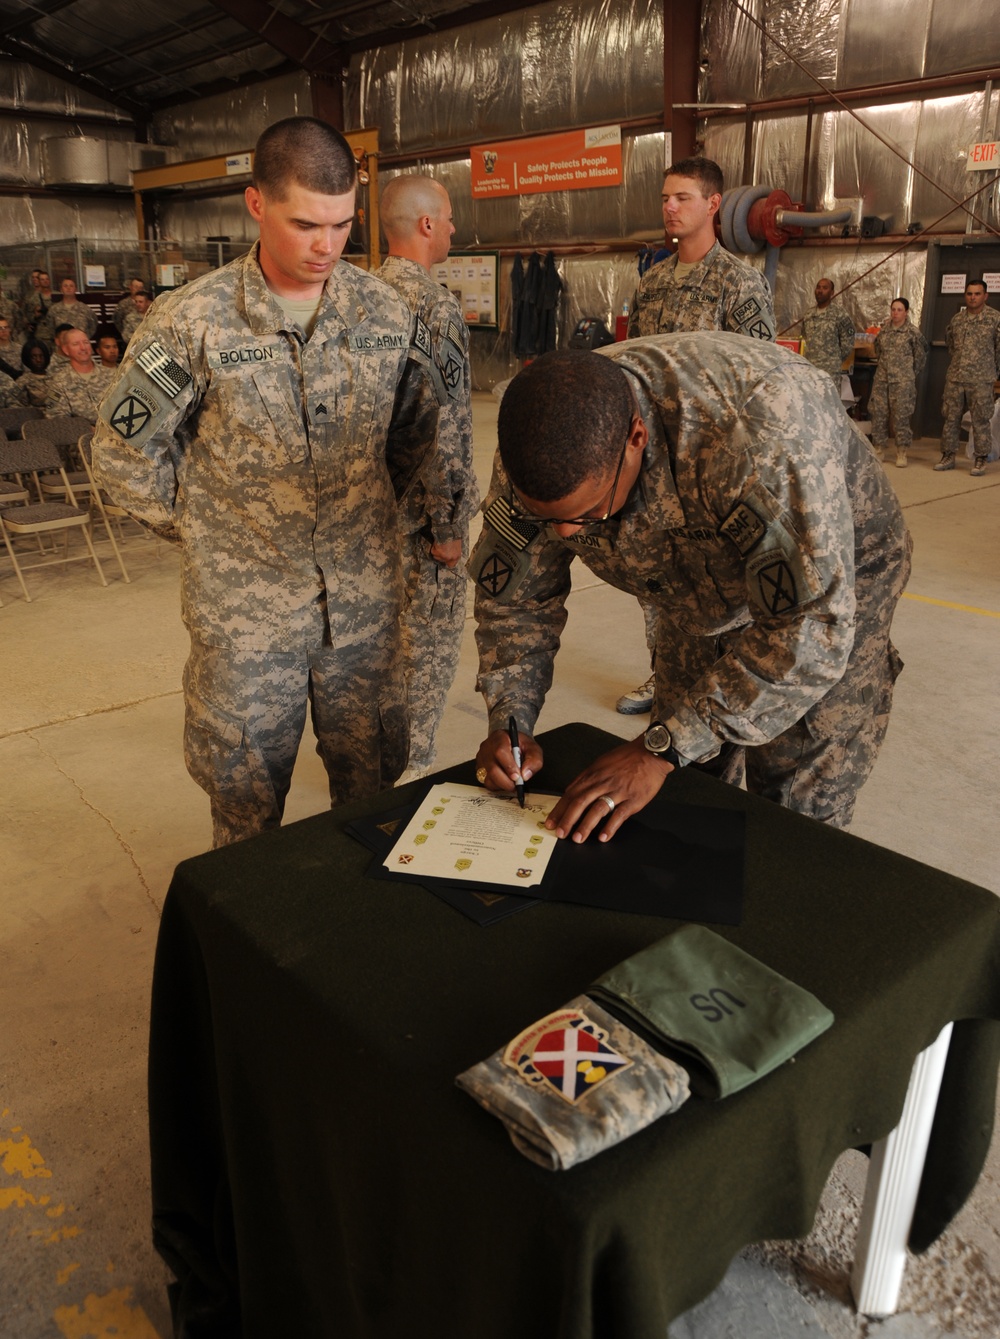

{"left": 471, "top": 125, "right": 622, "bottom": 199}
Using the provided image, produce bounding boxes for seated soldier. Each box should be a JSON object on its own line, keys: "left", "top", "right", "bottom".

{"left": 45, "top": 327, "right": 116, "bottom": 421}
{"left": 19, "top": 339, "right": 50, "bottom": 407}
{"left": 121, "top": 291, "right": 152, "bottom": 344}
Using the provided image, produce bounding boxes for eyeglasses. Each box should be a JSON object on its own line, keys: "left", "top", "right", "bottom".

{"left": 510, "top": 434, "right": 630, "bottom": 528}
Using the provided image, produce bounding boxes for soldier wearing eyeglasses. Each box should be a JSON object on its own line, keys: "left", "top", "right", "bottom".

{"left": 471, "top": 335, "right": 911, "bottom": 841}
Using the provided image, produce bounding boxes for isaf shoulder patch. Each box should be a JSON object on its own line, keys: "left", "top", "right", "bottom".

{"left": 413, "top": 315, "right": 432, "bottom": 360}
{"left": 733, "top": 297, "right": 761, "bottom": 326}
{"left": 720, "top": 500, "right": 766, "bottom": 556}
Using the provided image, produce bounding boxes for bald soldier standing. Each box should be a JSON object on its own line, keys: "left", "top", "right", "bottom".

{"left": 377, "top": 175, "right": 479, "bottom": 778}
{"left": 93, "top": 117, "right": 444, "bottom": 847}
{"left": 800, "top": 278, "right": 855, "bottom": 382}
{"left": 472, "top": 336, "right": 911, "bottom": 837}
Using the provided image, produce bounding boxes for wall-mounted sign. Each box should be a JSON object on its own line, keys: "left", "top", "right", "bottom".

{"left": 982, "top": 272, "right": 1000, "bottom": 291}
{"left": 84, "top": 264, "right": 106, "bottom": 289}
{"left": 471, "top": 126, "right": 622, "bottom": 199}
{"left": 940, "top": 273, "right": 968, "bottom": 293}
{"left": 966, "top": 141, "right": 1000, "bottom": 171}
{"left": 431, "top": 252, "right": 498, "bottom": 328}
{"left": 225, "top": 152, "right": 252, "bottom": 176}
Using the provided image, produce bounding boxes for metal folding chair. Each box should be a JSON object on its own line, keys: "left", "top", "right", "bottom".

{"left": 0, "top": 438, "right": 108, "bottom": 601}
{"left": 22, "top": 415, "right": 94, "bottom": 503}
{"left": 0, "top": 406, "right": 44, "bottom": 440}
{"left": 76, "top": 432, "right": 131, "bottom": 583}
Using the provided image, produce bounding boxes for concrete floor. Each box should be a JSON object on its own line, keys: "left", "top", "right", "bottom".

{"left": 1, "top": 395, "right": 998, "bottom": 1339}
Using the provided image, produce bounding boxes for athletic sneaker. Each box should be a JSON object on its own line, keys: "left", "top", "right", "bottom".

{"left": 970, "top": 456, "right": 988, "bottom": 477}
{"left": 616, "top": 673, "right": 655, "bottom": 715}
{"left": 933, "top": 453, "right": 955, "bottom": 471}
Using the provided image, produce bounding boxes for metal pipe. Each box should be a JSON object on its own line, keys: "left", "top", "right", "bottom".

{"left": 777, "top": 208, "right": 852, "bottom": 229}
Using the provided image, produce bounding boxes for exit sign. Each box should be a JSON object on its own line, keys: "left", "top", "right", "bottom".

{"left": 966, "top": 141, "right": 1000, "bottom": 170}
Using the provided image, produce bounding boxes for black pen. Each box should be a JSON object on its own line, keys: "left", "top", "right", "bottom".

{"left": 508, "top": 715, "right": 525, "bottom": 808}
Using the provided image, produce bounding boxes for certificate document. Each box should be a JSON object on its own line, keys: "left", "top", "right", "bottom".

{"left": 383, "top": 784, "right": 562, "bottom": 890}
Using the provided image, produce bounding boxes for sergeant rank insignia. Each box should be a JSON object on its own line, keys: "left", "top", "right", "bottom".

{"left": 503, "top": 1008, "right": 632, "bottom": 1104}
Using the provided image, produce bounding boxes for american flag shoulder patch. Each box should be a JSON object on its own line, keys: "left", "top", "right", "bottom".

{"left": 483, "top": 495, "right": 540, "bottom": 551}
{"left": 136, "top": 341, "right": 193, "bottom": 399}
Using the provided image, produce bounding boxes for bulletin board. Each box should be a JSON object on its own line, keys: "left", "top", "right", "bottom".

{"left": 431, "top": 252, "right": 499, "bottom": 329}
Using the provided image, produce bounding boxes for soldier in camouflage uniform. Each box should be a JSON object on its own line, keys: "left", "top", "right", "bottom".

{"left": 0, "top": 313, "right": 23, "bottom": 378}
{"left": 800, "top": 278, "right": 855, "bottom": 382}
{"left": 46, "top": 328, "right": 116, "bottom": 420}
{"left": 376, "top": 175, "right": 480, "bottom": 779}
{"left": 628, "top": 159, "right": 774, "bottom": 343}
{"left": 22, "top": 271, "right": 54, "bottom": 334}
{"left": 870, "top": 297, "right": 928, "bottom": 468}
{"left": 472, "top": 335, "right": 911, "bottom": 837}
{"left": 0, "top": 295, "right": 24, "bottom": 348}
{"left": 937, "top": 279, "right": 1000, "bottom": 477}
{"left": 0, "top": 368, "right": 25, "bottom": 408}
{"left": 121, "top": 292, "right": 152, "bottom": 345}
{"left": 620, "top": 157, "right": 775, "bottom": 716}
{"left": 18, "top": 340, "right": 50, "bottom": 408}
{"left": 93, "top": 118, "right": 445, "bottom": 847}
{"left": 113, "top": 279, "right": 146, "bottom": 336}
{"left": 36, "top": 278, "right": 97, "bottom": 347}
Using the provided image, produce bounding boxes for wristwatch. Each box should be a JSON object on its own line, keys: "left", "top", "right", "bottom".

{"left": 643, "top": 721, "right": 683, "bottom": 769}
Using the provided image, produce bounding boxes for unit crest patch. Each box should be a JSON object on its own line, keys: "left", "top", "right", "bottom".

{"left": 503, "top": 1008, "right": 632, "bottom": 1104}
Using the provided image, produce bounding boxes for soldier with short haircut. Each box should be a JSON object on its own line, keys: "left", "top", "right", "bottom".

{"left": 870, "top": 297, "right": 927, "bottom": 468}
{"left": 800, "top": 278, "right": 855, "bottom": 382}
{"left": 93, "top": 116, "right": 445, "bottom": 847}
{"left": 46, "top": 327, "right": 115, "bottom": 420}
{"left": 113, "top": 277, "right": 147, "bottom": 335}
{"left": 619, "top": 156, "right": 775, "bottom": 716}
{"left": 377, "top": 174, "right": 479, "bottom": 779}
{"left": 936, "top": 279, "right": 1000, "bottom": 477}
{"left": 472, "top": 336, "right": 911, "bottom": 836}
{"left": 36, "top": 277, "right": 97, "bottom": 346}
{"left": 627, "top": 157, "right": 775, "bottom": 343}
{"left": 121, "top": 291, "right": 152, "bottom": 344}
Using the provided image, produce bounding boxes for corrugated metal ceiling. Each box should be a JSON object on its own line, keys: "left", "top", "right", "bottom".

{"left": 0, "top": 0, "right": 518, "bottom": 116}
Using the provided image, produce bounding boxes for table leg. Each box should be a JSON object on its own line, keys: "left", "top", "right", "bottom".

{"left": 850, "top": 1022, "right": 954, "bottom": 1317}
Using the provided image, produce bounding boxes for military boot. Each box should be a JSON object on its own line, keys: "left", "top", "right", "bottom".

{"left": 933, "top": 452, "right": 956, "bottom": 471}
{"left": 970, "top": 455, "right": 988, "bottom": 477}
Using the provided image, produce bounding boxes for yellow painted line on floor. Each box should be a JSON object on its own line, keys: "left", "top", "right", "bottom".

{"left": 0, "top": 1186, "right": 52, "bottom": 1210}
{"left": 902, "top": 592, "right": 1000, "bottom": 619}
{"left": 0, "top": 1133, "right": 53, "bottom": 1179}
{"left": 54, "top": 1288, "right": 161, "bottom": 1339}
{"left": 2, "top": 1110, "right": 166, "bottom": 1339}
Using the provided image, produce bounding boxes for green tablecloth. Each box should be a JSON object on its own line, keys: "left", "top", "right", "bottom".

{"left": 149, "top": 723, "right": 1000, "bottom": 1339}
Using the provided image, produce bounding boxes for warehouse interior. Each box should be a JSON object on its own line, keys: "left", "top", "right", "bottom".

{"left": 2, "top": 2, "right": 1000, "bottom": 1337}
